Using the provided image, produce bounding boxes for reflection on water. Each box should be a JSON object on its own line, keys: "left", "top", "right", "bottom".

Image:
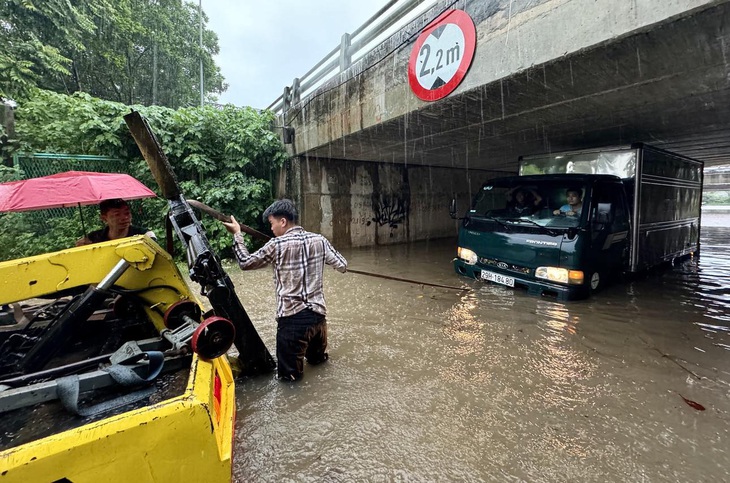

{"left": 229, "top": 223, "right": 730, "bottom": 482}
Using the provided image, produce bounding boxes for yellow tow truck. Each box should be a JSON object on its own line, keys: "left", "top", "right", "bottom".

{"left": 0, "top": 237, "right": 236, "bottom": 482}
{"left": 0, "top": 111, "right": 275, "bottom": 482}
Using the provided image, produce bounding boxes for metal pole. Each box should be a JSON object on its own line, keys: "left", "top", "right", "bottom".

{"left": 77, "top": 202, "right": 87, "bottom": 235}
{"left": 199, "top": 0, "right": 204, "bottom": 107}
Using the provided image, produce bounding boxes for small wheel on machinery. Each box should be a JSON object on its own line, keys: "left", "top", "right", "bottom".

{"left": 191, "top": 316, "right": 236, "bottom": 359}
{"left": 163, "top": 300, "right": 202, "bottom": 330}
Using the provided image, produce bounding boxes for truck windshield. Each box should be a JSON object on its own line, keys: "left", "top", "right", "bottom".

{"left": 470, "top": 181, "right": 588, "bottom": 229}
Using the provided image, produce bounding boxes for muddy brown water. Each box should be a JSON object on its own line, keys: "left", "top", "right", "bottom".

{"left": 226, "top": 218, "right": 730, "bottom": 482}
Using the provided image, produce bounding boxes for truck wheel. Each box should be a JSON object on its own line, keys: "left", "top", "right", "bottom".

{"left": 589, "top": 272, "right": 601, "bottom": 292}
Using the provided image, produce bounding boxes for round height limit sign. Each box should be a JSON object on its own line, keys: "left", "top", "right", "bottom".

{"left": 408, "top": 9, "right": 476, "bottom": 101}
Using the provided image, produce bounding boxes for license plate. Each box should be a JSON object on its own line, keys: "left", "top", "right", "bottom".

{"left": 480, "top": 270, "right": 515, "bottom": 287}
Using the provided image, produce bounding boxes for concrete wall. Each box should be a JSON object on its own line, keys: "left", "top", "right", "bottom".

{"left": 278, "top": 158, "right": 507, "bottom": 247}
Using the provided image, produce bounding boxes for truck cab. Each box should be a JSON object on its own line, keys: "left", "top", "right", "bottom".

{"left": 454, "top": 174, "right": 631, "bottom": 300}
{"left": 452, "top": 144, "right": 702, "bottom": 300}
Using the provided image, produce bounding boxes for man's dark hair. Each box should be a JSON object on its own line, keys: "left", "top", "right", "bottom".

{"left": 566, "top": 187, "right": 582, "bottom": 196}
{"left": 263, "top": 199, "right": 298, "bottom": 223}
{"left": 99, "top": 198, "right": 128, "bottom": 214}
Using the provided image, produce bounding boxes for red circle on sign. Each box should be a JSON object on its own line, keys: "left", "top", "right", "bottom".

{"left": 408, "top": 9, "right": 476, "bottom": 101}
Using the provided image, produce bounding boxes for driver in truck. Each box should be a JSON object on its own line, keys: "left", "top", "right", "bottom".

{"left": 553, "top": 188, "right": 583, "bottom": 217}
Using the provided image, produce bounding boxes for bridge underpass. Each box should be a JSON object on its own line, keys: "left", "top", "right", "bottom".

{"left": 273, "top": 0, "right": 730, "bottom": 247}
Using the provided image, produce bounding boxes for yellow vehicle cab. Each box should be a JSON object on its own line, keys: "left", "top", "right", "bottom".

{"left": 0, "top": 236, "right": 235, "bottom": 483}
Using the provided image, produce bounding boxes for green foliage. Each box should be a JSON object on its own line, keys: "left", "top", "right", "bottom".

{"left": 0, "top": 212, "right": 83, "bottom": 260}
{"left": 1, "top": 0, "right": 225, "bottom": 108}
{"left": 703, "top": 191, "right": 730, "bottom": 205}
{"left": 2, "top": 90, "right": 287, "bottom": 261}
{"left": 519, "top": 164, "right": 542, "bottom": 175}
{"left": 14, "top": 90, "right": 129, "bottom": 155}
{"left": 0, "top": 165, "right": 23, "bottom": 183}
{"left": 0, "top": 0, "right": 98, "bottom": 98}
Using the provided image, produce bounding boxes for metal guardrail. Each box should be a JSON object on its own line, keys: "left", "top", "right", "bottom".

{"left": 266, "top": 0, "right": 434, "bottom": 116}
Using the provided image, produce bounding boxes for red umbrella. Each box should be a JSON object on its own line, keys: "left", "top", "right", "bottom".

{"left": 0, "top": 171, "right": 158, "bottom": 235}
{"left": 0, "top": 171, "right": 156, "bottom": 212}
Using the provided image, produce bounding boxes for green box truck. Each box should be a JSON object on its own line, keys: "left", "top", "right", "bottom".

{"left": 451, "top": 143, "right": 703, "bottom": 300}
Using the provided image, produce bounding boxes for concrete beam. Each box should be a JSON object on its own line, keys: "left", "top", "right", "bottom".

{"left": 704, "top": 171, "right": 730, "bottom": 189}
{"left": 286, "top": 0, "right": 730, "bottom": 171}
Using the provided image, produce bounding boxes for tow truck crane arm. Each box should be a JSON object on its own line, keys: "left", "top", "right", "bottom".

{"left": 124, "top": 110, "right": 276, "bottom": 377}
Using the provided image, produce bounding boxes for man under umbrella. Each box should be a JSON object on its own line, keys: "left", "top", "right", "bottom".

{"left": 76, "top": 198, "right": 156, "bottom": 246}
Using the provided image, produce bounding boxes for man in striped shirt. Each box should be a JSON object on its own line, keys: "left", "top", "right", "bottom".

{"left": 222, "top": 199, "right": 347, "bottom": 381}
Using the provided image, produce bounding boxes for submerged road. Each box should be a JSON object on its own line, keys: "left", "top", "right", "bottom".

{"left": 226, "top": 216, "right": 730, "bottom": 482}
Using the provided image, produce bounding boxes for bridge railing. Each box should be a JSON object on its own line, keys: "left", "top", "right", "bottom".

{"left": 266, "top": 0, "right": 434, "bottom": 116}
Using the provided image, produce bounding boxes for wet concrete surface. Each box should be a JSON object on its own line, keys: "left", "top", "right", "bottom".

{"left": 226, "top": 218, "right": 730, "bottom": 482}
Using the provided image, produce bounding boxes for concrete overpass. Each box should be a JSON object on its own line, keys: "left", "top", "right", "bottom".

{"left": 274, "top": 0, "right": 730, "bottom": 247}
{"left": 705, "top": 170, "right": 730, "bottom": 190}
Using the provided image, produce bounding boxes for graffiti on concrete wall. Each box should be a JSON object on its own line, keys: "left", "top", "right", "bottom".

{"left": 372, "top": 193, "right": 408, "bottom": 230}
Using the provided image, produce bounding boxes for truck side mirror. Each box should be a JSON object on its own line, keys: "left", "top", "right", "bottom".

{"left": 594, "top": 203, "right": 613, "bottom": 225}
{"left": 449, "top": 198, "right": 457, "bottom": 219}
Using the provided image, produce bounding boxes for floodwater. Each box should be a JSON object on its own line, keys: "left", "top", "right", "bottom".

{"left": 226, "top": 214, "right": 730, "bottom": 482}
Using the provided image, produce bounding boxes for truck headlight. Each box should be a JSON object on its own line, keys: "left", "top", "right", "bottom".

{"left": 535, "top": 267, "right": 584, "bottom": 285}
{"left": 457, "top": 247, "right": 478, "bottom": 265}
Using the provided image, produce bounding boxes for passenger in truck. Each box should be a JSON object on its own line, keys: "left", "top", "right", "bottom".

{"left": 505, "top": 186, "right": 543, "bottom": 216}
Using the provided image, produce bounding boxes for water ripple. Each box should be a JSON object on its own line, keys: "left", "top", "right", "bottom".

{"left": 230, "top": 225, "right": 730, "bottom": 482}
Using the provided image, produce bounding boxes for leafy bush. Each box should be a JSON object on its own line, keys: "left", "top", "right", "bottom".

{"left": 1, "top": 89, "right": 287, "bottom": 261}
{"left": 703, "top": 191, "right": 729, "bottom": 205}
{"left": 0, "top": 212, "right": 82, "bottom": 259}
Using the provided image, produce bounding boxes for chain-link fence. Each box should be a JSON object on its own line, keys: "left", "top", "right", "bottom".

{"left": 14, "top": 152, "right": 128, "bottom": 178}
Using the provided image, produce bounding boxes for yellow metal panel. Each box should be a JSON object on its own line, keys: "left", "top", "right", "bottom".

{"left": 0, "top": 236, "right": 235, "bottom": 482}
{"left": 207, "top": 356, "right": 236, "bottom": 462}
{"left": 0, "top": 357, "right": 235, "bottom": 483}
{"left": 0, "top": 236, "right": 200, "bottom": 331}
{"left": 115, "top": 238, "right": 157, "bottom": 269}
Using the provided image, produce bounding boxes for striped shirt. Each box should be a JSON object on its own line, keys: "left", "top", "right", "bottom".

{"left": 232, "top": 226, "right": 347, "bottom": 318}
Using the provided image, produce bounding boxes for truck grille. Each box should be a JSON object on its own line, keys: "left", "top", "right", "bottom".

{"left": 478, "top": 257, "right": 531, "bottom": 275}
